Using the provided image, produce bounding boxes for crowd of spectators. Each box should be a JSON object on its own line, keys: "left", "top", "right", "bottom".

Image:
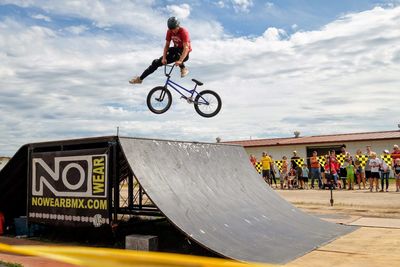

{"left": 250, "top": 144, "right": 400, "bottom": 192}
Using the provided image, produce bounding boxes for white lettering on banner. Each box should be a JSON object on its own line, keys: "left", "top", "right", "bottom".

{"left": 32, "top": 155, "right": 107, "bottom": 198}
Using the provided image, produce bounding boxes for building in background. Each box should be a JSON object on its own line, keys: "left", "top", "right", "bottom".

{"left": 0, "top": 157, "right": 10, "bottom": 171}
{"left": 225, "top": 130, "right": 400, "bottom": 165}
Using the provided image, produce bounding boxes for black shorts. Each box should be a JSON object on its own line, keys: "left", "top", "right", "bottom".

{"left": 371, "top": 172, "right": 380, "bottom": 179}
{"left": 302, "top": 177, "right": 309, "bottom": 182}
{"left": 365, "top": 170, "right": 372, "bottom": 179}
{"left": 340, "top": 168, "right": 347, "bottom": 178}
{"left": 262, "top": 170, "right": 270, "bottom": 178}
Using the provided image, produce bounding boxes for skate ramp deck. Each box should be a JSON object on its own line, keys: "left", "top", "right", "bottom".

{"left": 119, "top": 137, "right": 354, "bottom": 264}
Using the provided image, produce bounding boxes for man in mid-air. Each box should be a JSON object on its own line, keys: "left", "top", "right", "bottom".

{"left": 129, "top": 17, "right": 191, "bottom": 84}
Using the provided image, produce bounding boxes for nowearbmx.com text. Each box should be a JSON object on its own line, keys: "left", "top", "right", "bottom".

{"left": 31, "top": 197, "right": 107, "bottom": 210}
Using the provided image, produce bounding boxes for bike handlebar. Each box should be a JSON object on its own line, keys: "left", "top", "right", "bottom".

{"left": 164, "top": 64, "right": 176, "bottom": 77}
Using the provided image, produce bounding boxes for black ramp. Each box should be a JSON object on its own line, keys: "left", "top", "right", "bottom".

{"left": 119, "top": 137, "right": 354, "bottom": 264}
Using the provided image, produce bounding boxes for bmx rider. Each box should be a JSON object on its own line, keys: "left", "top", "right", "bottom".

{"left": 129, "top": 17, "right": 191, "bottom": 84}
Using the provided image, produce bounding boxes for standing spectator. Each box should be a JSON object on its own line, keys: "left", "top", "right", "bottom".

{"left": 391, "top": 145, "right": 400, "bottom": 167}
{"left": 260, "top": 152, "right": 272, "bottom": 186}
{"left": 310, "top": 151, "right": 322, "bottom": 189}
{"left": 329, "top": 150, "right": 340, "bottom": 188}
{"left": 249, "top": 154, "right": 257, "bottom": 166}
{"left": 324, "top": 153, "right": 339, "bottom": 189}
{"left": 364, "top": 146, "right": 373, "bottom": 190}
{"left": 339, "top": 145, "right": 350, "bottom": 189}
{"left": 320, "top": 155, "right": 327, "bottom": 186}
{"left": 393, "top": 158, "right": 400, "bottom": 192}
{"left": 354, "top": 159, "right": 365, "bottom": 190}
{"left": 269, "top": 155, "right": 278, "bottom": 189}
{"left": 280, "top": 156, "right": 289, "bottom": 189}
{"left": 301, "top": 163, "right": 309, "bottom": 189}
{"left": 355, "top": 149, "right": 366, "bottom": 189}
{"left": 290, "top": 151, "right": 301, "bottom": 188}
{"left": 380, "top": 150, "right": 390, "bottom": 192}
{"left": 369, "top": 152, "right": 381, "bottom": 192}
{"left": 345, "top": 158, "right": 355, "bottom": 190}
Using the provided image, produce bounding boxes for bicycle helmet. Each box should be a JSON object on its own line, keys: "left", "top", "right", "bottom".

{"left": 167, "top": 17, "right": 180, "bottom": 29}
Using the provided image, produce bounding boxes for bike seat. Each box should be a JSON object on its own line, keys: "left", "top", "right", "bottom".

{"left": 192, "top": 79, "right": 203, "bottom": 86}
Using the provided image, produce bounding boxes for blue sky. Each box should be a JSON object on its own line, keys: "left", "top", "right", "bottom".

{"left": 1, "top": 0, "right": 400, "bottom": 156}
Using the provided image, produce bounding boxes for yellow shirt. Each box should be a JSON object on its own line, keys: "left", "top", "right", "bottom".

{"left": 261, "top": 156, "right": 272, "bottom": 170}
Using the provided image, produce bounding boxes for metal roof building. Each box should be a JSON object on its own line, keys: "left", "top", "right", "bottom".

{"left": 224, "top": 130, "right": 400, "bottom": 165}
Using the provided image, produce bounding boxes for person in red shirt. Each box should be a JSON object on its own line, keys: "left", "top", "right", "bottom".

{"left": 249, "top": 154, "right": 257, "bottom": 166}
{"left": 130, "top": 17, "right": 191, "bottom": 84}
{"left": 391, "top": 144, "right": 400, "bottom": 167}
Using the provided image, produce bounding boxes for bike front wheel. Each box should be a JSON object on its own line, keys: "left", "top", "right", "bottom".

{"left": 194, "top": 90, "right": 222, "bottom": 118}
{"left": 147, "top": 86, "right": 172, "bottom": 114}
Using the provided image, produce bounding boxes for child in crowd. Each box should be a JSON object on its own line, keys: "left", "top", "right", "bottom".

{"left": 301, "top": 164, "right": 309, "bottom": 189}
{"left": 368, "top": 152, "right": 381, "bottom": 192}
{"left": 345, "top": 158, "right": 355, "bottom": 190}
{"left": 249, "top": 154, "right": 257, "bottom": 166}
{"left": 394, "top": 158, "right": 400, "bottom": 192}
{"left": 288, "top": 168, "right": 296, "bottom": 189}
{"left": 280, "top": 156, "right": 289, "bottom": 189}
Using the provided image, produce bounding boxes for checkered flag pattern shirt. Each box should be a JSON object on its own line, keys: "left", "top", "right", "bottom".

{"left": 356, "top": 155, "right": 368, "bottom": 168}
{"left": 380, "top": 154, "right": 392, "bottom": 166}
{"left": 255, "top": 162, "right": 263, "bottom": 174}
{"left": 294, "top": 158, "right": 304, "bottom": 167}
{"left": 336, "top": 154, "right": 346, "bottom": 165}
{"left": 317, "top": 156, "right": 326, "bottom": 167}
{"left": 274, "top": 160, "right": 283, "bottom": 171}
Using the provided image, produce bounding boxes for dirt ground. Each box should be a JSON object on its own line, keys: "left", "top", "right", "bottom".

{"left": 1, "top": 186, "right": 399, "bottom": 267}
{"left": 275, "top": 183, "right": 400, "bottom": 219}
{"left": 274, "top": 185, "right": 400, "bottom": 267}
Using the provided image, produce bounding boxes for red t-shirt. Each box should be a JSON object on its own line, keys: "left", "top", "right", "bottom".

{"left": 250, "top": 156, "right": 257, "bottom": 166}
{"left": 391, "top": 149, "right": 400, "bottom": 163}
{"left": 310, "top": 156, "right": 320, "bottom": 168}
{"left": 166, "top": 27, "right": 192, "bottom": 52}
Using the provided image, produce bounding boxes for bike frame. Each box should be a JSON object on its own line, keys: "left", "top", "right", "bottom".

{"left": 163, "top": 65, "right": 209, "bottom": 105}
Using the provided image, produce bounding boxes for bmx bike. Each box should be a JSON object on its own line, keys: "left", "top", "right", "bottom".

{"left": 146, "top": 65, "right": 222, "bottom": 118}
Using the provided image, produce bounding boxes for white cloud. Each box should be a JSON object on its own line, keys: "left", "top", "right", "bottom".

{"left": 166, "top": 3, "right": 191, "bottom": 19}
{"left": 64, "top": 25, "right": 89, "bottom": 35}
{"left": 1, "top": 3, "right": 400, "bottom": 156}
{"left": 31, "top": 13, "right": 51, "bottom": 22}
{"left": 231, "top": 0, "right": 253, "bottom": 13}
{"left": 1, "top": 0, "right": 167, "bottom": 36}
{"left": 216, "top": 1, "right": 225, "bottom": 8}
{"left": 265, "top": 2, "right": 274, "bottom": 9}
{"left": 262, "top": 27, "right": 287, "bottom": 41}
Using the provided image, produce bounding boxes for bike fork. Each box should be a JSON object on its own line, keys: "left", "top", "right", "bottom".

{"left": 156, "top": 87, "right": 167, "bottom": 102}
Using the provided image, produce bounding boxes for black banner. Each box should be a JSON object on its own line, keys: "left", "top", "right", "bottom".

{"left": 28, "top": 148, "right": 109, "bottom": 227}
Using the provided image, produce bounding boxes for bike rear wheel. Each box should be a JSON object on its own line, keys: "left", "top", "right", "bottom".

{"left": 194, "top": 90, "right": 222, "bottom": 118}
{"left": 147, "top": 86, "right": 172, "bottom": 114}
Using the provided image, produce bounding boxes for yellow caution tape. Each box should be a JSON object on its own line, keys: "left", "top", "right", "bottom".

{"left": 0, "top": 243, "right": 277, "bottom": 267}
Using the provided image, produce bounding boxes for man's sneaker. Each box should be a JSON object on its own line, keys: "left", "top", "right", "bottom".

{"left": 180, "top": 67, "right": 189, "bottom": 78}
{"left": 129, "top": 76, "right": 142, "bottom": 84}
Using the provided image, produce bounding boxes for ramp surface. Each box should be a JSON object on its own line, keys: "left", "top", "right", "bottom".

{"left": 119, "top": 137, "right": 354, "bottom": 264}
